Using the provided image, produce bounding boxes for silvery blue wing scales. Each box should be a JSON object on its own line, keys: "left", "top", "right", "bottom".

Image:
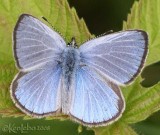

{"left": 10, "top": 14, "right": 148, "bottom": 127}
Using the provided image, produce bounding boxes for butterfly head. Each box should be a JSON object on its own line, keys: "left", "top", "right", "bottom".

{"left": 67, "top": 37, "right": 78, "bottom": 48}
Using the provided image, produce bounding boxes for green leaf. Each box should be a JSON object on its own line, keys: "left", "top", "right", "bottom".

{"left": 0, "top": 0, "right": 92, "bottom": 117}
{"left": 94, "top": 122, "right": 137, "bottom": 135}
{"left": 121, "top": 79, "right": 160, "bottom": 124}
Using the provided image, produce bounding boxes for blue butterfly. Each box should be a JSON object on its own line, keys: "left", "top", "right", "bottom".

{"left": 10, "top": 14, "right": 148, "bottom": 127}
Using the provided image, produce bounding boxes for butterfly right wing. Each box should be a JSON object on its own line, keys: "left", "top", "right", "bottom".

{"left": 69, "top": 66, "right": 125, "bottom": 126}
{"left": 11, "top": 62, "right": 63, "bottom": 117}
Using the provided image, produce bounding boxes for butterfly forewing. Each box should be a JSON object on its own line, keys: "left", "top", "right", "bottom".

{"left": 79, "top": 30, "right": 148, "bottom": 85}
{"left": 13, "top": 14, "right": 66, "bottom": 71}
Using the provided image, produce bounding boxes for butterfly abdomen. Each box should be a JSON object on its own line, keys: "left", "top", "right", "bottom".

{"left": 61, "top": 47, "right": 80, "bottom": 113}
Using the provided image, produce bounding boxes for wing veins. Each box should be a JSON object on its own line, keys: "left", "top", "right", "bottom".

{"left": 82, "top": 58, "right": 126, "bottom": 82}
{"left": 18, "top": 49, "right": 54, "bottom": 60}
{"left": 32, "top": 69, "right": 59, "bottom": 113}
{"left": 105, "top": 54, "right": 139, "bottom": 67}
{"left": 16, "top": 38, "right": 55, "bottom": 50}
{"left": 19, "top": 22, "right": 45, "bottom": 33}
{"left": 84, "top": 69, "right": 113, "bottom": 119}
{"left": 81, "top": 71, "right": 104, "bottom": 121}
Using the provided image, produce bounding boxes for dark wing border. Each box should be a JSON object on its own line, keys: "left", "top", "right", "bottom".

{"left": 124, "top": 30, "right": 148, "bottom": 84}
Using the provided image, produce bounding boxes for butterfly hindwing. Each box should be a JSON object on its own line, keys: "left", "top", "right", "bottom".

{"left": 69, "top": 66, "right": 125, "bottom": 126}
{"left": 11, "top": 63, "right": 62, "bottom": 116}
{"left": 13, "top": 14, "right": 66, "bottom": 70}
{"left": 79, "top": 30, "right": 148, "bottom": 85}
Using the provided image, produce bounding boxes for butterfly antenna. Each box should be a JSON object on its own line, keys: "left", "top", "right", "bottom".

{"left": 42, "top": 16, "right": 54, "bottom": 28}
{"left": 42, "top": 16, "right": 66, "bottom": 40}
{"left": 105, "top": 30, "right": 113, "bottom": 35}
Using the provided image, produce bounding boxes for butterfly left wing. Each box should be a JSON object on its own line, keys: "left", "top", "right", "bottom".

{"left": 79, "top": 30, "right": 148, "bottom": 85}
{"left": 69, "top": 66, "right": 125, "bottom": 126}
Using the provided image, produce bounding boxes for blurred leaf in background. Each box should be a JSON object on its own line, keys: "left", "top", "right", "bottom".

{"left": 69, "top": 0, "right": 135, "bottom": 35}
{"left": 1, "top": 0, "right": 160, "bottom": 135}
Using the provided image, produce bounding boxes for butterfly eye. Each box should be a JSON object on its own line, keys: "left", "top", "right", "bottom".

{"left": 74, "top": 44, "right": 78, "bottom": 48}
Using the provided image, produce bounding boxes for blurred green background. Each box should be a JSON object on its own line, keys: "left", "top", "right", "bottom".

{"left": 0, "top": 0, "right": 160, "bottom": 135}
{"left": 69, "top": 0, "right": 135, "bottom": 34}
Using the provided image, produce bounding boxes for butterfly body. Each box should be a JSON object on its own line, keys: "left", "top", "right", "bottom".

{"left": 62, "top": 44, "right": 80, "bottom": 88}
{"left": 61, "top": 39, "right": 80, "bottom": 113}
{"left": 11, "top": 14, "right": 148, "bottom": 127}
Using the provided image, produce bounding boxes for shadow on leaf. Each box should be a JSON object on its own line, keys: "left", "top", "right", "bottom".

{"left": 141, "top": 61, "right": 160, "bottom": 87}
